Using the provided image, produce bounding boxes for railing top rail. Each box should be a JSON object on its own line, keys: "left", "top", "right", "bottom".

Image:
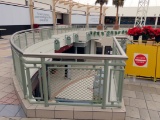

{"left": 22, "top": 53, "right": 127, "bottom": 60}
{"left": 113, "top": 36, "right": 129, "bottom": 57}
{"left": 10, "top": 28, "right": 128, "bottom": 60}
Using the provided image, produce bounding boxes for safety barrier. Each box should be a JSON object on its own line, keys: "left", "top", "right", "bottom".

{"left": 125, "top": 43, "right": 160, "bottom": 81}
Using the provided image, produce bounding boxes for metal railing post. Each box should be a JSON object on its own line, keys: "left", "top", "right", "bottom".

{"left": 11, "top": 47, "right": 16, "bottom": 72}
{"left": 18, "top": 35, "right": 21, "bottom": 49}
{"left": 40, "top": 29, "right": 43, "bottom": 41}
{"left": 25, "top": 32, "right": 28, "bottom": 48}
{"left": 102, "top": 60, "right": 109, "bottom": 109}
{"left": 26, "top": 68, "right": 32, "bottom": 99}
{"left": 41, "top": 58, "right": 49, "bottom": 107}
{"left": 19, "top": 54, "right": 27, "bottom": 99}
{"left": 118, "top": 70, "right": 124, "bottom": 102}
{"left": 33, "top": 30, "right": 35, "bottom": 44}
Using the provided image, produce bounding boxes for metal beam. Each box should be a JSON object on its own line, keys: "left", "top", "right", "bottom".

{"left": 134, "top": 0, "right": 150, "bottom": 27}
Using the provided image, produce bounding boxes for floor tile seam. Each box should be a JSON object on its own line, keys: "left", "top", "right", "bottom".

{"left": 8, "top": 105, "right": 22, "bottom": 117}
{"left": 15, "top": 107, "right": 24, "bottom": 118}
{"left": 128, "top": 98, "right": 147, "bottom": 109}
{"left": 139, "top": 85, "right": 152, "bottom": 120}
{"left": 125, "top": 106, "right": 141, "bottom": 119}
{"left": 139, "top": 85, "right": 150, "bottom": 104}
{"left": 140, "top": 85, "right": 160, "bottom": 119}
{"left": 0, "top": 104, "right": 6, "bottom": 113}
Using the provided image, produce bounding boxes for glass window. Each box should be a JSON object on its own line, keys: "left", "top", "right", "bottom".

{"left": 146, "top": 17, "right": 156, "bottom": 25}
{"left": 120, "top": 17, "right": 135, "bottom": 24}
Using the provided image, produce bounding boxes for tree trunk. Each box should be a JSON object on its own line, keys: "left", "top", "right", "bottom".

{"left": 115, "top": 5, "right": 119, "bottom": 26}
{"left": 113, "top": 5, "right": 119, "bottom": 30}
{"left": 99, "top": 5, "right": 102, "bottom": 25}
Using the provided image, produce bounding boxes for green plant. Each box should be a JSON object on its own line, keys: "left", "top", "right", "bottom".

{"left": 115, "top": 31, "right": 118, "bottom": 35}
{"left": 101, "top": 32, "right": 104, "bottom": 36}
{"left": 106, "top": 31, "right": 110, "bottom": 36}
{"left": 122, "top": 30, "right": 125, "bottom": 34}
{"left": 97, "top": 31, "right": 100, "bottom": 36}
{"left": 94, "top": 31, "right": 97, "bottom": 36}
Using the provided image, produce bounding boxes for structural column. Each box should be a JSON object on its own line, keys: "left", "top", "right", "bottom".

{"left": 119, "top": 16, "right": 121, "bottom": 25}
{"left": 155, "top": 16, "right": 158, "bottom": 28}
{"left": 29, "top": 0, "right": 34, "bottom": 29}
{"left": 102, "top": 7, "right": 107, "bottom": 29}
{"left": 90, "top": 40, "right": 95, "bottom": 54}
{"left": 52, "top": 0, "right": 57, "bottom": 29}
{"left": 86, "top": 4, "right": 89, "bottom": 29}
{"left": 69, "top": 0, "right": 73, "bottom": 26}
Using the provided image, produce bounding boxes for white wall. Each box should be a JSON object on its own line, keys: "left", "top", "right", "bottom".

{"left": 89, "top": 16, "right": 99, "bottom": 24}
{"left": 1, "top": 0, "right": 25, "bottom": 5}
{"left": 71, "top": 15, "right": 86, "bottom": 24}
{"left": 0, "top": 4, "right": 30, "bottom": 25}
{"left": 106, "top": 6, "right": 160, "bottom": 17}
{"left": 71, "top": 15, "right": 99, "bottom": 24}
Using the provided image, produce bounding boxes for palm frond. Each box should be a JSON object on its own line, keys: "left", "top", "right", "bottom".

{"left": 113, "top": 0, "right": 124, "bottom": 7}
{"left": 95, "top": 0, "right": 109, "bottom": 5}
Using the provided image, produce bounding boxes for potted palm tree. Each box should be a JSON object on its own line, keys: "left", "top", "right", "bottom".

{"left": 113, "top": 0, "right": 124, "bottom": 30}
{"left": 95, "top": 0, "right": 108, "bottom": 30}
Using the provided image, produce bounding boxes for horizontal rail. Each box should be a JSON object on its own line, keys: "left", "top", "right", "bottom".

{"left": 22, "top": 53, "right": 127, "bottom": 60}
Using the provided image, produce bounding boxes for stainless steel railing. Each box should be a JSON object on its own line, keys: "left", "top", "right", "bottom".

{"left": 11, "top": 26, "right": 128, "bottom": 108}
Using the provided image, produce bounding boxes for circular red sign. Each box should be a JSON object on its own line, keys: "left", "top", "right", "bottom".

{"left": 134, "top": 54, "right": 147, "bottom": 66}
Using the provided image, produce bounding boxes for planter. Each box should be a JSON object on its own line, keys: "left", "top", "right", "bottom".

{"left": 113, "top": 24, "right": 120, "bottom": 30}
{"left": 133, "top": 35, "right": 139, "bottom": 40}
{"left": 142, "top": 34, "right": 149, "bottom": 40}
{"left": 97, "top": 25, "right": 103, "bottom": 30}
{"left": 155, "top": 36, "right": 160, "bottom": 43}
{"left": 142, "top": 34, "right": 149, "bottom": 43}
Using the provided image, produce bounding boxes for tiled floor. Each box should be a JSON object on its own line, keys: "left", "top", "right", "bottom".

{"left": 1, "top": 36, "right": 160, "bottom": 119}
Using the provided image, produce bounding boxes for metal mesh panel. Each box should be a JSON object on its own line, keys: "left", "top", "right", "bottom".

{"left": 48, "top": 66, "right": 101, "bottom": 102}
{"left": 13, "top": 50, "right": 23, "bottom": 88}
{"left": 42, "top": 29, "right": 49, "bottom": 40}
{"left": 25, "top": 32, "right": 34, "bottom": 48}
{"left": 13, "top": 35, "right": 19, "bottom": 48}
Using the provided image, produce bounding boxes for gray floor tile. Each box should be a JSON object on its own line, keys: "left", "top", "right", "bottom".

{"left": 15, "top": 108, "right": 26, "bottom": 117}
{"left": 151, "top": 94, "right": 160, "bottom": 102}
{"left": 149, "top": 110, "right": 160, "bottom": 120}
{"left": 123, "top": 84, "right": 129, "bottom": 90}
{"left": 123, "top": 90, "right": 136, "bottom": 98}
{"left": 156, "top": 88, "right": 160, "bottom": 95}
{"left": 142, "top": 86, "right": 158, "bottom": 94}
{"left": 130, "top": 98, "right": 147, "bottom": 109}
{"left": 148, "top": 84, "right": 160, "bottom": 89}
{"left": 141, "top": 83, "right": 148, "bottom": 87}
{"left": 135, "top": 91, "right": 144, "bottom": 100}
{"left": 139, "top": 108, "right": 150, "bottom": 120}
{"left": 0, "top": 105, "right": 6, "bottom": 112}
{"left": 124, "top": 97, "right": 130, "bottom": 106}
{"left": 126, "top": 106, "right": 140, "bottom": 119}
{"left": 146, "top": 101, "right": 160, "bottom": 111}
{"left": 0, "top": 105, "right": 21, "bottom": 117}
{"left": 125, "top": 117, "right": 140, "bottom": 120}
{"left": 144, "top": 93, "right": 153, "bottom": 101}
{"left": 128, "top": 85, "right": 142, "bottom": 92}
